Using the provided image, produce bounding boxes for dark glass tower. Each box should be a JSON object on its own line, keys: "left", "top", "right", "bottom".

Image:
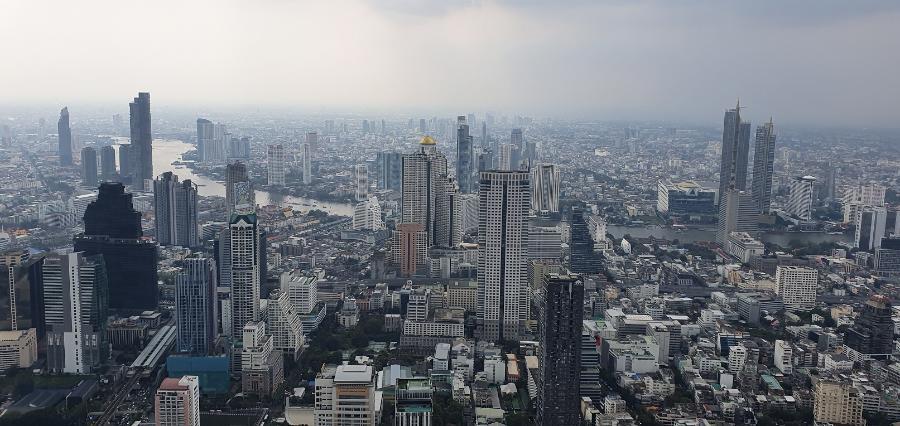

{"left": 537, "top": 273, "right": 583, "bottom": 426}
{"left": 376, "top": 152, "right": 402, "bottom": 191}
{"left": 569, "top": 207, "right": 603, "bottom": 274}
{"left": 100, "top": 145, "right": 117, "bottom": 181}
{"left": 751, "top": 119, "right": 776, "bottom": 214}
{"left": 718, "top": 100, "right": 751, "bottom": 205}
{"left": 456, "top": 116, "right": 474, "bottom": 193}
{"left": 74, "top": 182, "right": 158, "bottom": 311}
{"left": 845, "top": 294, "right": 894, "bottom": 359}
{"left": 58, "top": 107, "right": 73, "bottom": 166}
{"left": 129, "top": 92, "right": 153, "bottom": 190}
{"left": 0, "top": 250, "right": 46, "bottom": 337}
{"left": 81, "top": 146, "right": 98, "bottom": 187}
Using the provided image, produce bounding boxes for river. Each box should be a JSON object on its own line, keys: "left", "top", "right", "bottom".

{"left": 147, "top": 139, "right": 354, "bottom": 216}
{"left": 606, "top": 225, "right": 851, "bottom": 247}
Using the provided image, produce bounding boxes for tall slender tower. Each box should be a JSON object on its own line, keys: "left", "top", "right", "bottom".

{"left": 58, "top": 107, "right": 73, "bottom": 166}
{"left": 129, "top": 92, "right": 153, "bottom": 190}
{"left": 401, "top": 136, "right": 451, "bottom": 248}
{"left": 81, "top": 147, "right": 98, "bottom": 187}
{"left": 531, "top": 164, "right": 560, "bottom": 213}
{"left": 477, "top": 170, "right": 531, "bottom": 342}
{"left": 510, "top": 128, "right": 524, "bottom": 170}
{"left": 302, "top": 143, "right": 313, "bottom": 184}
{"left": 718, "top": 100, "right": 751, "bottom": 202}
{"left": 354, "top": 164, "right": 369, "bottom": 201}
{"left": 537, "top": 273, "right": 584, "bottom": 426}
{"left": 175, "top": 257, "right": 218, "bottom": 355}
{"left": 100, "top": 145, "right": 117, "bottom": 181}
{"left": 456, "top": 116, "right": 474, "bottom": 193}
{"left": 267, "top": 144, "right": 285, "bottom": 186}
{"left": 154, "top": 172, "right": 199, "bottom": 248}
{"left": 751, "top": 119, "right": 776, "bottom": 214}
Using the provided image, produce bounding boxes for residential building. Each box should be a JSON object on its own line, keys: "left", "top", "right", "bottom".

{"left": 750, "top": 119, "right": 776, "bottom": 214}
{"left": 537, "top": 273, "right": 584, "bottom": 426}
{"left": 175, "top": 257, "right": 218, "bottom": 356}
{"left": 155, "top": 376, "right": 200, "bottom": 426}
{"left": 775, "top": 266, "right": 818, "bottom": 311}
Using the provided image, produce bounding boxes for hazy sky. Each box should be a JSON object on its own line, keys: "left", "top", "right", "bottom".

{"left": 2, "top": 0, "right": 899, "bottom": 127}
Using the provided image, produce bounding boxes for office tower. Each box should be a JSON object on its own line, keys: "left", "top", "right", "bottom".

{"left": 267, "top": 144, "right": 285, "bottom": 186}
{"left": 824, "top": 163, "right": 839, "bottom": 200}
{"left": 498, "top": 144, "right": 513, "bottom": 171}
{"left": 456, "top": 116, "right": 475, "bottom": 193}
{"left": 221, "top": 210, "right": 260, "bottom": 341}
{"left": 435, "top": 186, "right": 462, "bottom": 248}
{"left": 314, "top": 364, "right": 377, "bottom": 426}
{"left": 751, "top": 119, "right": 776, "bottom": 214}
{"left": 228, "top": 136, "right": 251, "bottom": 159}
{"left": 856, "top": 206, "right": 887, "bottom": 251}
{"left": 376, "top": 152, "right": 402, "bottom": 191}
{"left": 787, "top": 175, "right": 816, "bottom": 221}
{"left": 401, "top": 136, "right": 451, "bottom": 248}
{"left": 528, "top": 218, "right": 562, "bottom": 261}
{"left": 0, "top": 251, "right": 45, "bottom": 334}
{"left": 74, "top": 182, "right": 158, "bottom": 310}
{"left": 225, "top": 162, "right": 254, "bottom": 219}
{"left": 301, "top": 143, "right": 312, "bottom": 184}
{"left": 155, "top": 376, "right": 200, "bottom": 426}
{"left": 100, "top": 145, "right": 117, "bottom": 181}
{"left": 175, "top": 257, "right": 218, "bottom": 355}
{"left": 58, "top": 107, "right": 73, "bottom": 166}
{"left": 657, "top": 180, "right": 717, "bottom": 216}
{"left": 154, "top": 172, "right": 199, "bottom": 248}
{"left": 129, "top": 92, "right": 153, "bottom": 191}
{"left": 354, "top": 164, "right": 368, "bottom": 201}
{"left": 393, "top": 223, "right": 426, "bottom": 277}
{"left": 266, "top": 289, "right": 304, "bottom": 360}
{"left": 844, "top": 294, "right": 894, "bottom": 360}
{"left": 717, "top": 189, "right": 758, "bottom": 243}
{"left": 119, "top": 144, "right": 132, "bottom": 181}
{"left": 814, "top": 380, "right": 864, "bottom": 426}
{"left": 477, "top": 149, "right": 494, "bottom": 174}
{"left": 523, "top": 141, "right": 539, "bottom": 168}
{"left": 536, "top": 273, "right": 583, "bottom": 426}
{"left": 718, "top": 100, "right": 751, "bottom": 202}
{"left": 240, "top": 322, "right": 284, "bottom": 397}
{"left": 196, "top": 118, "right": 214, "bottom": 162}
{"left": 81, "top": 147, "right": 98, "bottom": 187}
{"left": 477, "top": 171, "right": 531, "bottom": 342}
{"left": 279, "top": 271, "right": 318, "bottom": 315}
{"left": 569, "top": 207, "right": 603, "bottom": 274}
{"left": 842, "top": 183, "right": 886, "bottom": 224}
{"left": 481, "top": 121, "right": 488, "bottom": 148}
{"left": 774, "top": 265, "right": 817, "bottom": 311}
{"left": 531, "top": 164, "right": 560, "bottom": 213}
{"left": 510, "top": 128, "right": 523, "bottom": 169}
{"left": 306, "top": 131, "right": 318, "bottom": 155}
{"left": 352, "top": 197, "right": 384, "bottom": 231}
{"left": 773, "top": 339, "right": 792, "bottom": 374}
{"left": 43, "top": 252, "right": 108, "bottom": 374}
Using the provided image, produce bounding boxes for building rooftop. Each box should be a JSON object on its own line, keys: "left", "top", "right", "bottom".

{"left": 335, "top": 364, "right": 374, "bottom": 383}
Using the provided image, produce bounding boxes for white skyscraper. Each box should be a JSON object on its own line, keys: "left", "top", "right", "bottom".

{"left": 477, "top": 170, "right": 531, "bottom": 342}
{"left": 267, "top": 289, "right": 304, "bottom": 360}
{"left": 280, "top": 271, "right": 318, "bottom": 315}
{"left": 267, "top": 144, "right": 285, "bottom": 186}
{"left": 775, "top": 265, "right": 818, "bottom": 311}
{"left": 302, "top": 143, "right": 312, "bottom": 184}
{"left": 221, "top": 210, "right": 260, "bottom": 341}
{"left": 787, "top": 175, "right": 816, "bottom": 221}
{"left": 531, "top": 163, "right": 560, "bottom": 213}
{"left": 352, "top": 196, "right": 384, "bottom": 231}
{"left": 355, "top": 163, "right": 368, "bottom": 201}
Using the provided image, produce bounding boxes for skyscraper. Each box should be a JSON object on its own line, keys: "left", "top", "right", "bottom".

{"left": 531, "top": 164, "right": 560, "bottom": 213}
{"left": 775, "top": 265, "right": 817, "bottom": 312}
{"left": 569, "top": 207, "right": 603, "bottom": 274}
{"left": 537, "top": 273, "right": 584, "bottom": 426}
{"left": 856, "top": 206, "right": 887, "bottom": 251}
{"left": 510, "top": 128, "right": 524, "bottom": 170}
{"left": 155, "top": 376, "right": 201, "bottom": 426}
{"left": 787, "top": 175, "right": 816, "bottom": 221}
{"left": 376, "top": 151, "right": 403, "bottom": 191}
{"left": 225, "top": 162, "right": 253, "bottom": 219}
{"left": 301, "top": 143, "right": 312, "bottom": 184}
{"left": 81, "top": 146, "right": 98, "bottom": 187}
{"left": 354, "top": 163, "right": 368, "bottom": 201}
{"left": 750, "top": 119, "right": 776, "bottom": 214}
{"left": 718, "top": 100, "right": 751, "bottom": 204}
{"left": 477, "top": 171, "right": 531, "bottom": 342}
{"left": 175, "top": 257, "right": 218, "bottom": 355}
{"left": 74, "top": 182, "right": 158, "bottom": 310}
{"left": 0, "top": 250, "right": 45, "bottom": 335}
{"left": 196, "top": 118, "right": 214, "bottom": 162}
{"left": 267, "top": 144, "right": 285, "bottom": 186}
{"left": 844, "top": 294, "right": 894, "bottom": 360}
{"left": 129, "top": 92, "right": 153, "bottom": 191}
{"left": 119, "top": 144, "right": 132, "bottom": 181}
{"left": 717, "top": 189, "right": 758, "bottom": 243}
{"left": 222, "top": 212, "right": 260, "bottom": 341}
{"left": 58, "top": 107, "right": 73, "bottom": 166}
{"left": 401, "top": 136, "right": 451, "bottom": 248}
{"left": 100, "top": 145, "right": 117, "bottom": 181}
{"left": 306, "top": 131, "right": 318, "bottom": 155}
{"left": 266, "top": 289, "right": 304, "bottom": 360}
{"left": 154, "top": 172, "right": 199, "bottom": 248}
{"left": 456, "top": 116, "right": 474, "bottom": 193}
{"left": 43, "top": 252, "right": 108, "bottom": 374}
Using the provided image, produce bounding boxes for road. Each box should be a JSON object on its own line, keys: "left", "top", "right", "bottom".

{"left": 93, "top": 370, "right": 141, "bottom": 426}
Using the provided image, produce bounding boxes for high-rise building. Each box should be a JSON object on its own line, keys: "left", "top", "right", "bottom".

{"left": 481, "top": 121, "right": 488, "bottom": 149}
{"left": 855, "top": 206, "right": 887, "bottom": 251}
{"left": 352, "top": 197, "right": 384, "bottom": 231}
{"left": 119, "top": 144, "right": 132, "bottom": 181}
{"left": 844, "top": 294, "right": 893, "bottom": 360}
{"left": 657, "top": 180, "right": 717, "bottom": 217}
{"left": 0, "top": 251, "right": 46, "bottom": 335}
{"left": 824, "top": 163, "right": 839, "bottom": 200}
{"left": 221, "top": 212, "right": 260, "bottom": 341}
{"left": 477, "top": 171, "right": 530, "bottom": 342}
{"left": 456, "top": 116, "right": 475, "bottom": 194}
{"left": 154, "top": 172, "right": 199, "bottom": 248}
{"left": 569, "top": 207, "right": 603, "bottom": 274}
{"left": 773, "top": 339, "right": 792, "bottom": 375}
{"left": 376, "top": 152, "right": 402, "bottom": 191}
{"left": 279, "top": 271, "right": 318, "bottom": 315}
{"left": 531, "top": 164, "right": 560, "bottom": 213}
{"left": 717, "top": 189, "right": 758, "bottom": 243}
{"left": 175, "top": 257, "right": 218, "bottom": 355}
{"left": 43, "top": 252, "right": 108, "bottom": 374}
{"left": 510, "top": 128, "right": 524, "bottom": 169}
{"left": 155, "top": 375, "right": 200, "bottom": 426}
{"left": 814, "top": 380, "right": 864, "bottom": 426}
{"left": 306, "top": 131, "right": 318, "bottom": 155}
{"left": 774, "top": 265, "right": 817, "bottom": 312}
{"left": 842, "top": 183, "right": 885, "bottom": 224}
{"left": 196, "top": 118, "right": 214, "bottom": 162}
{"left": 751, "top": 120, "right": 776, "bottom": 214}
{"left": 58, "top": 107, "right": 73, "bottom": 166}
{"left": 266, "top": 289, "right": 304, "bottom": 360}
{"left": 498, "top": 143, "right": 513, "bottom": 171}
{"left": 129, "top": 92, "right": 153, "bottom": 191}
{"left": 314, "top": 364, "right": 377, "bottom": 426}
{"left": 787, "top": 175, "right": 816, "bottom": 221}
{"left": 536, "top": 273, "right": 583, "bottom": 426}
{"left": 225, "top": 162, "right": 254, "bottom": 219}
{"left": 100, "top": 145, "right": 117, "bottom": 181}
{"left": 267, "top": 144, "right": 285, "bottom": 186}
{"left": 395, "top": 377, "right": 433, "bottom": 425}
{"left": 240, "top": 322, "right": 283, "bottom": 397}
{"left": 401, "top": 136, "right": 452, "bottom": 248}
{"left": 393, "top": 223, "right": 426, "bottom": 277}
{"left": 718, "top": 100, "right": 751, "bottom": 202}
{"left": 301, "top": 143, "right": 312, "bottom": 184}
{"left": 74, "top": 182, "right": 158, "bottom": 311}
{"left": 354, "top": 163, "right": 368, "bottom": 201}
{"left": 81, "top": 147, "right": 98, "bottom": 187}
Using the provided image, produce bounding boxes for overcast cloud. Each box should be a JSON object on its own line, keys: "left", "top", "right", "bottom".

{"left": 2, "top": 0, "right": 898, "bottom": 127}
